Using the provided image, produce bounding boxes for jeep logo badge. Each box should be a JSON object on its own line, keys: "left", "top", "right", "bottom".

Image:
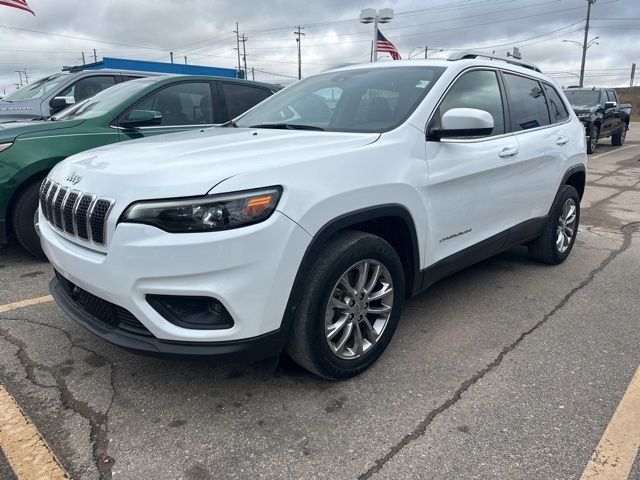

{"left": 66, "top": 172, "right": 83, "bottom": 185}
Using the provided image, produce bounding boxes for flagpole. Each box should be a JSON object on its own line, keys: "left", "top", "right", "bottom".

{"left": 372, "top": 16, "right": 378, "bottom": 62}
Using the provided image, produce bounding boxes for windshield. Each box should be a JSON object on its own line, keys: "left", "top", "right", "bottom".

{"left": 564, "top": 90, "right": 601, "bottom": 107}
{"left": 62, "top": 78, "right": 157, "bottom": 120}
{"left": 235, "top": 66, "right": 446, "bottom": 133}
{"left": 4, "top": 73, "right": 69, "bottom": 101}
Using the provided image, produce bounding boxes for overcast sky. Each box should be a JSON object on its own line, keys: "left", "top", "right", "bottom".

{"left": 0, "top": 0, "right": 638, "bottom": 94}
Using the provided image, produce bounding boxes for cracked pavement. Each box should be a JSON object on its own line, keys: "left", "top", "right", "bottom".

{"left": 1, "top": 127, "right": 639, "bottom": 479}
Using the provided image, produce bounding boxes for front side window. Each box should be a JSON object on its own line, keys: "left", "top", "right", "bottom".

{"left": 235, "top": 66, "right": 446, "bottom": 132}
{"left": 431, "top": 69, "right": 505, "bottom": 137}
{"left": 60, "top": 76, "right": 116, "bottom": 102}
{"left": 130, "top": 82, "right": 214, "bottom": 126}
{"left": 221, "top": 83, "right": 272, "bottom": 119}
{"left": 543, "top": 83, "right": 569, "bottom": 123}
{"left": 606, "top": 90, "right": 617, "bottom": 103}
{"left": 503, "top": 73, "right": 550, "bottom": 131}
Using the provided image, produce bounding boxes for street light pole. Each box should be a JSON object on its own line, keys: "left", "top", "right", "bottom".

{"left": 360, "top": 8, "right": 394, "bottom": 63}
{"left": 580, "top": 0, "right": 597, "bottom": 87}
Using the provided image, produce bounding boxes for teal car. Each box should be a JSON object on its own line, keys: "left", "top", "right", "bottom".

{"left": 0, "top": 75, "right": 280, "bottom": 257}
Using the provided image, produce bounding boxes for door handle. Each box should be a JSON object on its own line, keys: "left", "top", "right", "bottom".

{"left": 556, "top": 136, "right": 570, "bottom": 145}
{"left": 499, "top": 147, "right": 519, "bottom": 158}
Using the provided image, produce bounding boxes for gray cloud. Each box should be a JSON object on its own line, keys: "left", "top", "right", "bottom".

{"left": 0, "top": 0, "right": 638, "bottom": 94}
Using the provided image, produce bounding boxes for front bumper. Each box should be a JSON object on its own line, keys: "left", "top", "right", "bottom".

{"left": 41, "top": 209, "right": 311, "bottom": 351}
{"left": 50, "top": 276, "right": 286, "bottom": 359}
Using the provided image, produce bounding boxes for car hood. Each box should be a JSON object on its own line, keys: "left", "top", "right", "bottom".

{"left": 0, "top": 119, "right": 85, "bottom": 141}
{"left": 49, "top": 127, "right": 380, "bottom": 199}
{"left": 0, "top": 100, "right": 41, "bottom": 122}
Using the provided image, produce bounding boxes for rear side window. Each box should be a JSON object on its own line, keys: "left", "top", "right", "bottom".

{"left": 221, "top": 83, "right": 271, "bottom": 119}
{"left": 432, "top": 69, "right": 505, "bottom": 137}
{"left": 503, "top": 73, "right": 550, "bottom": 131}
{"left": 606, "top": 90, "right": 617, "bottom": 102}
{"left": 543, "top": 83, "right": 569, "bottom": 123}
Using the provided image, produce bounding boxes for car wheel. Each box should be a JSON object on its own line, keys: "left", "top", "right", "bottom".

{"left": 12, "top": 181, "right": 46, "bottom": 259}
{"left": 586, "top": 125, "right": 599, "bottom": 154}
{"left": 528, "top": 185, "right": 580, "bottom": 265}
{"left": 286, "top": 230, "right": 405, "bottom": 379}
{"left": 611, "top": 123, "right": 627, "bottom": 146}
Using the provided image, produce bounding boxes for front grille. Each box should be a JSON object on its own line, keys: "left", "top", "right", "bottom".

{"left": 55, "top": 271, "right": 153, "bottom": 338}
{"left": 41, "top": 180, "right": 114, "bottom": 246}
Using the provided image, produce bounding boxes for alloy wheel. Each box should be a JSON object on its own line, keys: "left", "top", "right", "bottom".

{"left": 324, "top": 260, "right": 394, "bottom": 360}
{"left": 556, "top": 198, "right": 577, "bottom": 253}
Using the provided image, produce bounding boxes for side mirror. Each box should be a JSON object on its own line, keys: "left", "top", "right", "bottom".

{"left": 49, "top": 96, "right": 75, "bottom": 112}
{"left": 119, "top": 110, "right": 162, "bottom": 129}
{"left": 604, "top": 101, "right": 617, "bottom": 109}
{"left": 429, "top": 108, "right": 494, "bottom": 140}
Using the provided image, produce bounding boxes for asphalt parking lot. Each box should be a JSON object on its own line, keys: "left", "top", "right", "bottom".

{"left": 1, "top": 127, "right": 639, "bottom": 480}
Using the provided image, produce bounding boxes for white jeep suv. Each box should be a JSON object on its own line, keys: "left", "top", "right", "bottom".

{"left": 40, "top": 52, "right": 587, "bottom": 379}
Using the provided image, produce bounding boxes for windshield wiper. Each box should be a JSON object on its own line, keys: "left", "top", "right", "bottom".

{"left": 222, "top": 120, "right": 238, "bottom": 128}
{"left": 248, "top": 123, "right": 325, "bottom": 131}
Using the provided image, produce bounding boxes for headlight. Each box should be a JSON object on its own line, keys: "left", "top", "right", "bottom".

{"left": 0, "top": 143, "right": 13, "bottom": 153}
{"left": 120, "top": 187, "right": 282, "bottom": 233}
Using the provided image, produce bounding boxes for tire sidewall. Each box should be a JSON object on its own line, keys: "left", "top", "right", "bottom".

{"left": 587, "top": 125, "right": 599, "bottom": 153}
{"left": 549, "top": 186, "right": 581, "bottom": 263}
{"left": 12, "top": 181, "right": 45, "bottom": 258}
{"left": 303, "top": 236, "right": 405, "bottom": 378}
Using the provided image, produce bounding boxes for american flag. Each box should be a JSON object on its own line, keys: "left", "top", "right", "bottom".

{"left": 0, "top": 0, "right": 34, "bottom": 14}
{"left": 377, "top": 30, "right": 401, "bottom": 60}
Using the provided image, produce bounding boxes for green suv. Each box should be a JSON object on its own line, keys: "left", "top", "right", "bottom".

{"left": 0, "top": 75, "right": 280, "bottom": 257}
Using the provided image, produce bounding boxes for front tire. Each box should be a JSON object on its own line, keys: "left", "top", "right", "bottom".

{"left": 528, "top": 185, "right": 580, "bottom": 265}
{"left": 286, "top": 231, "right": 405, "bottom": 379}
{"left": 12, "top": 181, "right": 45, "bottom": 259}
{"left": 611, "top": 123, "right": 627, "bottom": 146}
{"left": 586, "top": 125, "right": 599, "bottom": 154}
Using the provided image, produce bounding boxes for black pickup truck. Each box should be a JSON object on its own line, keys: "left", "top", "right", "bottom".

{"left": 564, "top": 87, "right": 631, "bottom": 154}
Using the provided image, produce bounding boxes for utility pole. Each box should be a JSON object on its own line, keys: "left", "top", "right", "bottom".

{"left": 81, "top": 52, "right": 86, "bottom": 65}
{"left": 234, "top": 22, "right": 242, "bottom": 77}
{"left": 93, "top": 49, "right": 97, "bottom": 63}
{"left": 15, "top": 71, "right": 23, "bottom": 87}
{"left": 425, "top": 46, "right": 428, "bottom": 58}
{"left": 184, "top": 56, "right": 188, "bottom": 65}
{"left": 579, "top": 0, "right": 597, "bottom": 88}
{"left": 240, "top": 34, "right": 248, "bottom": 80}
{"left": 631, "top": 63, "right": 637, "bottom": 92}
{"left": 294, "top": 25, "right": 305, "bottom": 80}
{"left": 170, "top": 52, "right": 174, "bottom": 64}
{"left": 22, "top": 69, "right": 28, "bottom": 84}
{"left": 251, "top": 67, "right": 255, "bottom": 81}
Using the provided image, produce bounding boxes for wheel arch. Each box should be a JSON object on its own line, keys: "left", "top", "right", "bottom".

{"left": 280, "top": 205, "right": 421, "bottom": 337}
{"left": 5, "top": 167, "right": 51, "bottom": 238}
{"left": 560, "top": 164, "right": 586, "bottom": 201}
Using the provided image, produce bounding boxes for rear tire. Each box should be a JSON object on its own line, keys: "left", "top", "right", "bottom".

{"left": 611, "top": 123, "right": 627, "bottom": 146}
{"left": 12, "top": 181, "right": 45, "bottom": 259}
{"left": 286, "top": 230, "right": 405, "bottom": 380}
{"left": 586, "top": 125, "right": 599, "bottom": 154}
{"left": 529, "top": 185, "right": 580, "bottom": 265}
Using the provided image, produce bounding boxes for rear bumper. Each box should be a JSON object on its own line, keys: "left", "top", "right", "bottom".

{"left": 50, "top": 277, "right": 286, "bottom": 360}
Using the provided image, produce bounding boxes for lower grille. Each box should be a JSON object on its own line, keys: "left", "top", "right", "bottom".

{"left": 55, "top": 271, "right": 153, "bottom": 338}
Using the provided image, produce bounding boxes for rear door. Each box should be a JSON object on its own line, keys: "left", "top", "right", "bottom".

{"left": 503, "top": 72, "right": 566, "bottom": 221}
{"left": 425, "top": 68, "right": 521, "bottom": 262}
{"left": 218, "top": 82, "right": 273, "bottom": 121}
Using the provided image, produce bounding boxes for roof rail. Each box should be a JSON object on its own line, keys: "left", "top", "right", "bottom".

{"left": 448, "top": 50, "right": 542, "bottom": 73}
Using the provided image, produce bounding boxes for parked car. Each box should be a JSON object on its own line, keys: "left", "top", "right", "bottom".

{"left": 0, "top": 75, "right": 280, "bottom": 257}
{"left": 40, "top": 52, "right": 587, "bottom": 379}
{"left": 0, "top": 70, "right": 152, "bottom": 123}
{"left": 564, "top": 87, "right": 631, "bottom": 153}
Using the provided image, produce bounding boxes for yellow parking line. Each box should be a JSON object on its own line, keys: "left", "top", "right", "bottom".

{"left": 0, "top": 386, "right": 69, "bottom": 479}
{"left": 590, "top": 144, "right": 637, "bottom": 160}
{"left": 0, "top": 296, "right": 53, "bottom": 314}
{"left": 580, "top": 367, "right": 640, "bottom": 480}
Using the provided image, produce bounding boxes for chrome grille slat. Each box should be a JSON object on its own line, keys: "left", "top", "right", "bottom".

{"left": 41, "top": 178, "right": 114, "bottom": 247}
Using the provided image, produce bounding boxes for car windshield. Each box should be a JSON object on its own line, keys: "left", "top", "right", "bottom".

{"left": 564, "top": 90, "right": 600, "bottom": 107}
{"left": 235, "top": 66, "right": 446, "bottom": 133}
{"left": 61, "top": 78, "right": 157, "bottom": 120}
{"left": 4, "top": 73, "right": 69, "bottom": 101}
